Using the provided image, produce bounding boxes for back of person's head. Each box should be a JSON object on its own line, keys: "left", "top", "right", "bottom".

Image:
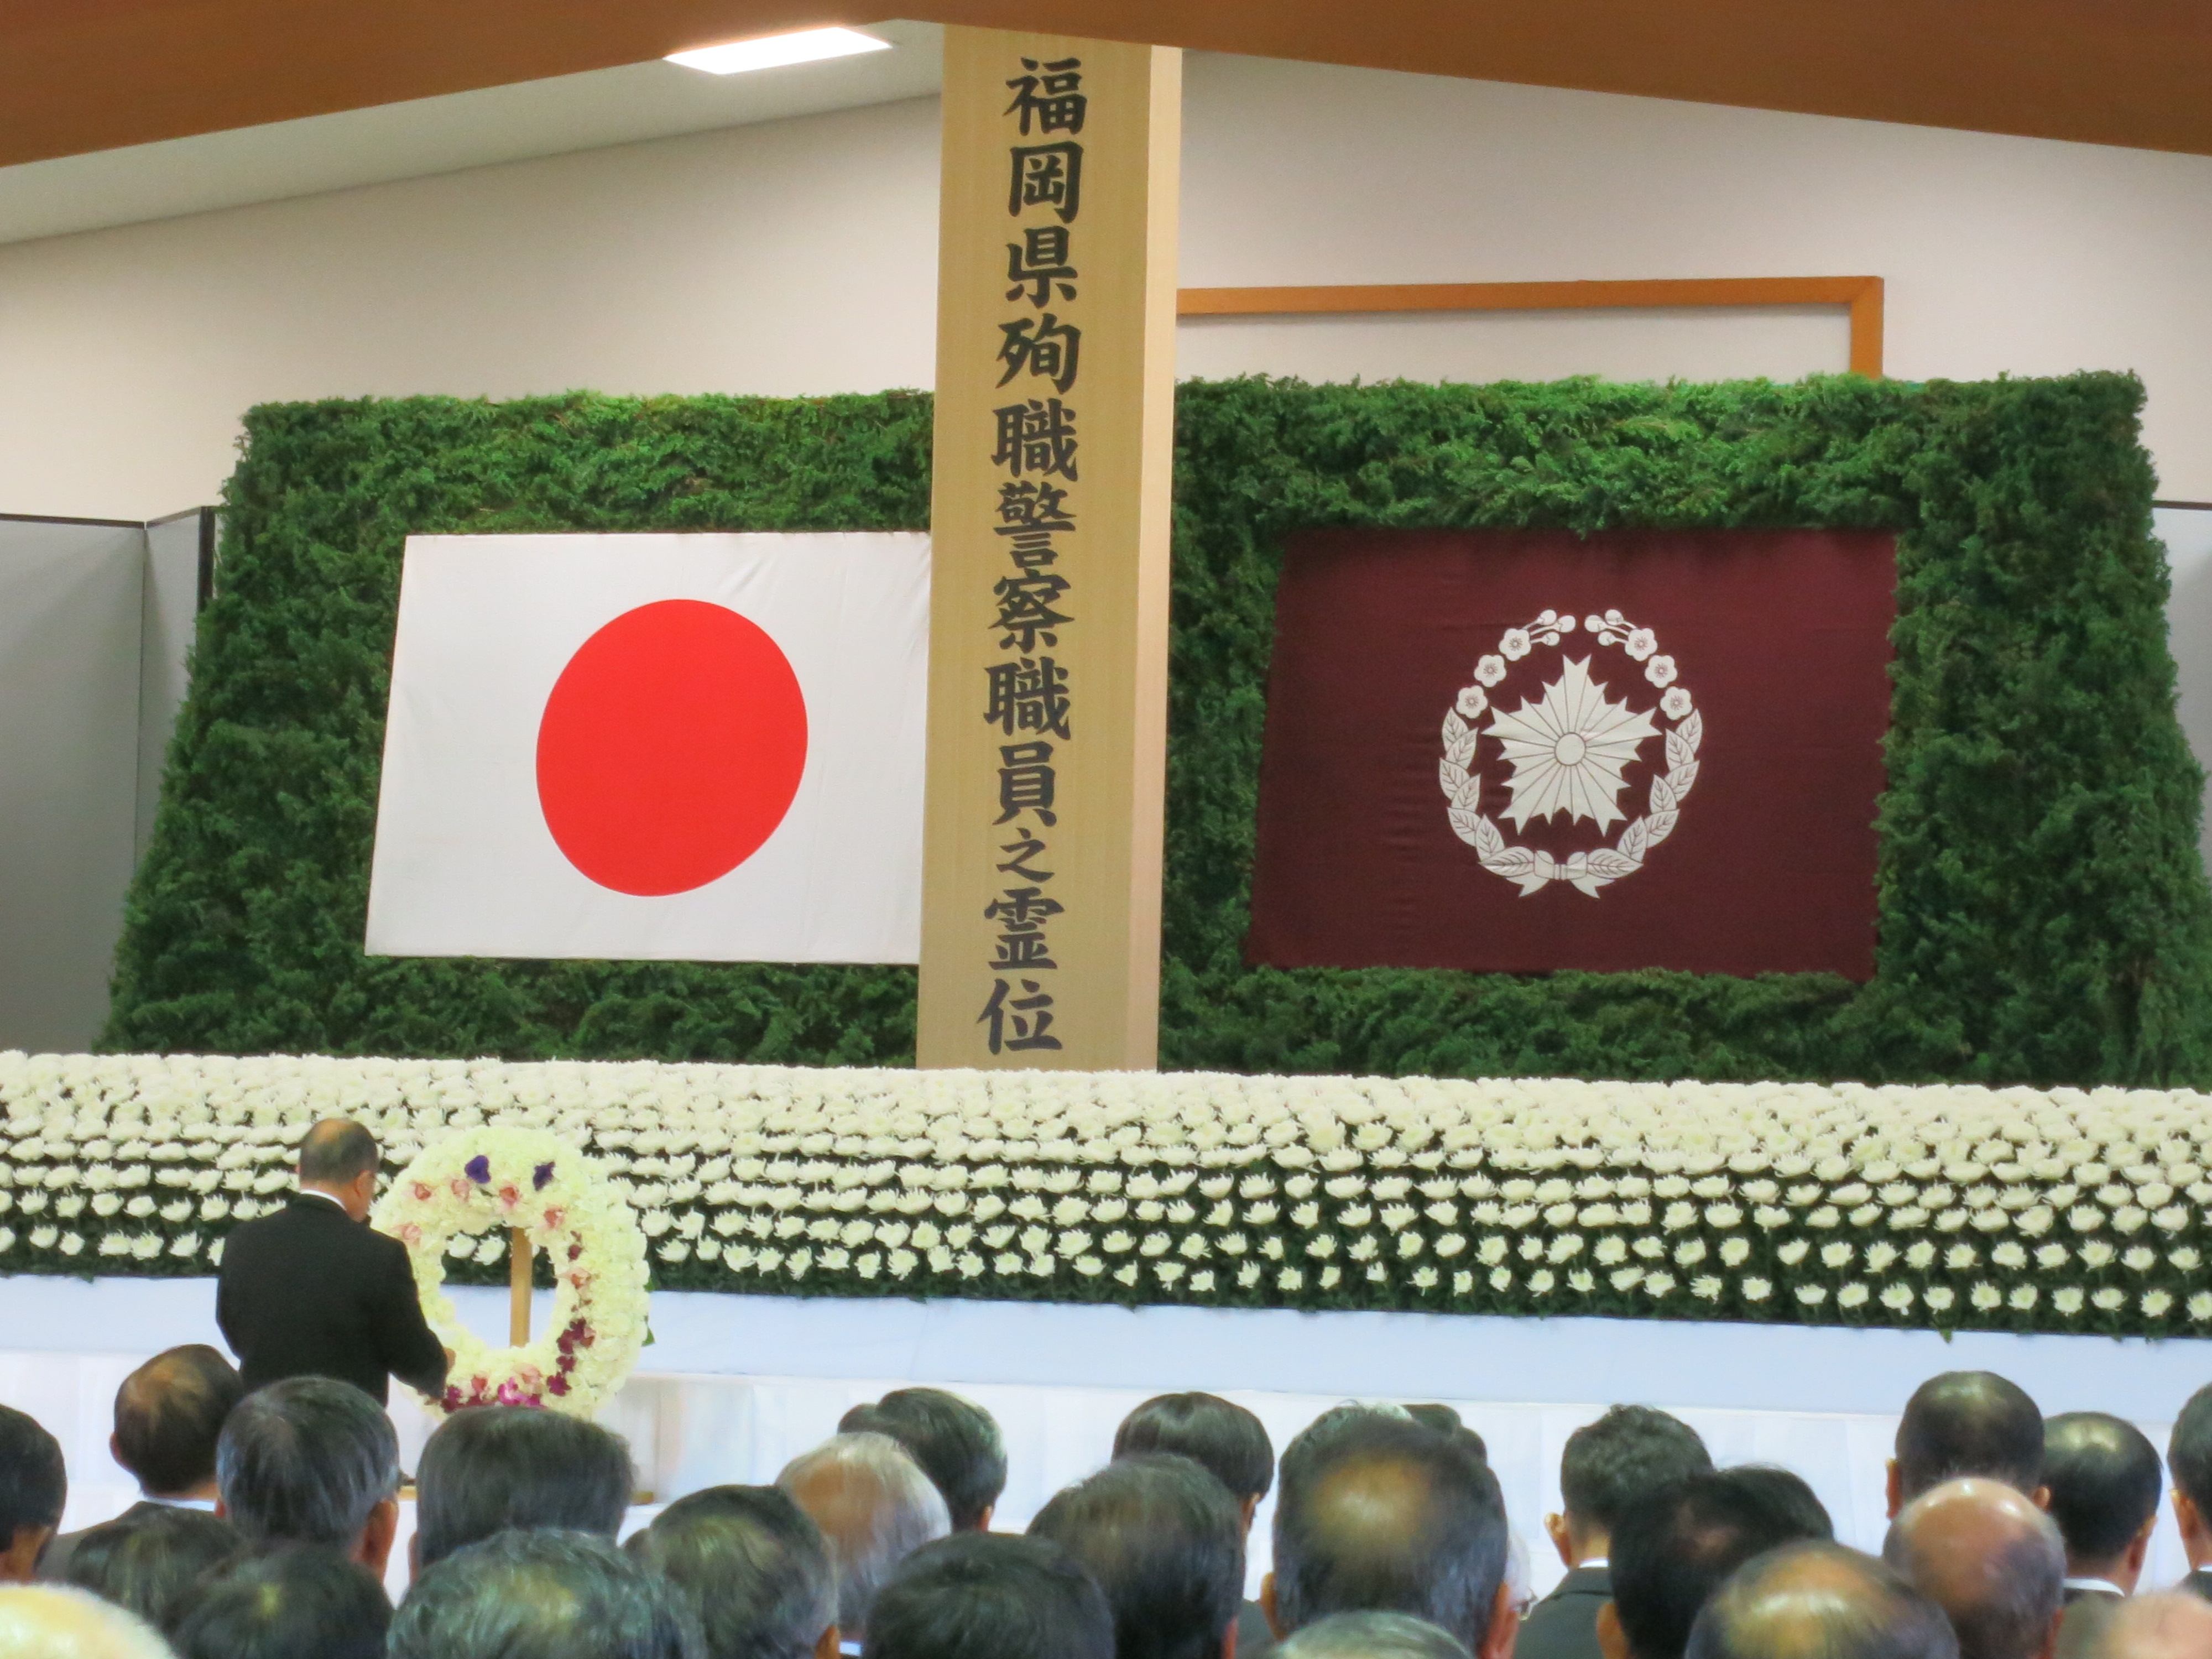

{"left": 215, "top": 1377, "right": 398, "bottom": 1549}
{"left": 863, "top": 1533, "right": 1112, "bottom": 1659}
{"left": 1402, "top": 1408, "right": 1488, "bottom": 1464}
{"left": 1028, "top": 1454, "right": 1243, "bottom": 1659}
{"left": 2092, "top": 1591, "right": 2212, "bottom": 1659}
{"left": 296, "top": 1119, "right": 378, "bottom": 1183}
{"left": 1274, "top": 1611, "right": 1475, "bottom": 1659}
{"left": 389, "top": 1529, "right": 700, "bottom": 1659}
{"left": 2042, "top": 1413, "right": 2161, "bottom": 1573}
{"left": 840, "top": 1390, "right": 1006, "bottom": 1532}
{"left": 415, "top": 1405, "right": 634, "bottom": 1568}
{"left": 1558, "top": 1406, "right": 1712, "bottom": 1546}
{"left": 168, "top": 1542, "right": 389, "bottom": 1659}
{"left": 1896, "top": 1373, "right": 2043, "bottom": 1503}
{"left": 2165, "top": 1384, "right": 2212, "bottom": 1521}
{"left": 1113, "top": 1394, "right": 1275, "bottom": 1504}
{"left": 1882, "top": 1479, "right": 2064, "bottom": 1659}
{"left": 0, "top": 1584, "right": 172, "bottom": 1659}
{"left": 1271, "top": 1406, "right": 1507, "bottom": 1654}
{"left": 626, "top": 1485, "right": 835, "bottom": 1659}
{"left": 1688, "top": 1542, "right": 1958, "bottom": 1659}
{"left": 778, "top": 1432, "right": 950, "bottom": 1637}
{"left": 62, "top": 1505, "right": 239, "bottom": 1629}
{"left": 1610, "top": 1464, "right": 1835, "bottom": 1659}
{"left": 0, "top": 1406, "right": 65, "bottom": 1576}
{"left": 111, "top": 1347, "right": 243, "bottom": 1500}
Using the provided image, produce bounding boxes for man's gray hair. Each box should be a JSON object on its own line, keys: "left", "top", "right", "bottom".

{"left": 776, "top": 1431, "right": 950, "bottom": 1635}
{"left": 390, "top": 1529, "right": 701, "bottom": 1659}
{"left": 1276, "top": 1611, "right": 1476, "bottom": 1659}
{"left": 1689, "top": 1541, "right": 1958, "bottom": 1659}
{"left": 1882, "top": 1478, "right": 2065, "bottom": 1659}
{"left": 215, "top": 1376, "right": 398, "bottom": 1548}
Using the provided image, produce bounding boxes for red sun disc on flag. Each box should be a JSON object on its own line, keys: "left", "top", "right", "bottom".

{"left": 535, "top": 599, "right": 808, "bottom": 896}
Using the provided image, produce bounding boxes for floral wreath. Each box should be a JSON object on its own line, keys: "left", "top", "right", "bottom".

{"left": 373, "top": 1127, "right": 649, "bottom": 1416}
{"left": 1439, "top": 608, "right": 1702, "bottom": 897}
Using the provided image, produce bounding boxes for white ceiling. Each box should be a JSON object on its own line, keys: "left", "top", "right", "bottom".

{"left": 0, "top": 19, "right": 943, "bottom": 247}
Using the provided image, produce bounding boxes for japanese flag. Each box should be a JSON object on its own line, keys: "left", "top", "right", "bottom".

{"left": 364, "top": 533, "right": 930, "bottom": 963}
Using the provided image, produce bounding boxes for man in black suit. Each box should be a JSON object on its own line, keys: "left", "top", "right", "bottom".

{"left": 1519, "top": 1407, "right": 1710, "bottom": 1659}
{"left": 2042, "top": 1413, "right": 2161, "bottom": 1659}
{"left": 2168, "top": 1383, "right": 2212, "bottom": 1604}
{"left": 1603, "top": 1467, "right": 1832, "bottom": 1659}
{"left": 38, "top": 1344, "right": 241, "bottom": 1582}
{"left": 216, "top": 1119, "right": 447, "bottom": 1405}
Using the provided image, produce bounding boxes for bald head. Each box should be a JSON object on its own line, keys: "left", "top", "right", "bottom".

{"left": 1883, "top": 1480, "right": 2063, "bottom": 1659}
{"left": 778, "top": 1431, "right": 949, "bottom": 1637}
{"left": 298, "top": 1119, "right": 377, "bottom": 1183}
{"left": 0, "top": 1584, "right": 173, "bottom": 1659}
{"left": 1687, "top": 1541, "right": 1957, "bottom": 1659}
{"left": 113, "top": 1344, "right": 242, "bottom": 1499}
{"left": 2092, "top": 1593, "right": 2212, "bottom": 1659}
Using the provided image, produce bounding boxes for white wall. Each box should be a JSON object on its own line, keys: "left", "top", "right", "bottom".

{"left": 2, "top": 55, "right": 2211, "bottom": 518}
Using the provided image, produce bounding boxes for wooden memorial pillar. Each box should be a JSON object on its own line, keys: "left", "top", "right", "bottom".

{"left": 917, "top": 29, "right": 1181, "bottom": 1070}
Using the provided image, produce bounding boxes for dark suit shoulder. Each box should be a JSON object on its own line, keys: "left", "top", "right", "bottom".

{"left": 1516, "top": 1568, "right": 1612, "bottom": 1659}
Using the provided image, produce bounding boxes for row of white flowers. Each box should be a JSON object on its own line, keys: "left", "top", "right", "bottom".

{"left": 2, "top": 1051, "right": 2209, "bottom": 1333}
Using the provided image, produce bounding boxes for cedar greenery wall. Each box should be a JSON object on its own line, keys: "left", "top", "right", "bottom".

{"left": 101, "top": 375, "right": 2212, "bottom": 1087}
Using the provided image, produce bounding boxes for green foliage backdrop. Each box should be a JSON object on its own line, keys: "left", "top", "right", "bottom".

{"left": 102, "top": 375, "right": 2212, "bottom": 1086}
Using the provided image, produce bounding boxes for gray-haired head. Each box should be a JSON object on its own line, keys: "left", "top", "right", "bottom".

{"left": 627, "top": 1485, "right": 837, "bottom": 1659}
{"left": 1882, "top": 1478, "right": 2064, "bottom": 1659}
{"left": 1275, "top": 1612, "right": 1476, "bottom": 1659}
{"left": 389, "top": 1529, "right": 702, "bottom": 1659}
{"left": 778, "top": 1432, "right": 950, "bottom": 1637}
{"left": 2091, "top": 1590, "right": 2212, "bottom": 1659}
{"left": 1688, "top": 1541, "right": 1958, "bottom": 1659}
{"left": 216, "top": 1376, "right": 399, "bottom": 1550}
{"left": 297, "top": 1119, "right": 378, "bottom": 1184}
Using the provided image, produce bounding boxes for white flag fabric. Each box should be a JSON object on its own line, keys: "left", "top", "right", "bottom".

{"left": 364, "top": 532, "right": 930, "bottom": 963}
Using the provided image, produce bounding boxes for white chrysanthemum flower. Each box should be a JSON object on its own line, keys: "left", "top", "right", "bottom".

{"left": 2053, "top": 1287, "right": 2086, "bottom": 1314}
{"left": 1674, "top": 1239, "right": 1706, "bottom": 1267}
{"left": 2011, "top": 1285, "right": 2039, "bottom": 1311}
{"left": 1879, "top": 1284, "right": 1913, "bottom": 1311}
{"left": 1691, "top": 1275, "right": 1721, "bottom": 1301}
{"left": 2145, "top": 1290, "right": 2174, "bottom": 1318}
{"left": 1971, "top": 1282, "right": 2002, "bottom": 1310}
{"left": 1776, "top": 1239, "right": 1810, "bottom": 1265}
{"left": 1719, "top": 1238, "right": 1751, "bottom": 1267}
{"left": 1594, "top": 1237, "right": 1628, "bottom": 1266}
{"left": 1946, "top": 1244, "right": 1978, "bottom": 1270}
{"left": 1838, "top": 1283, "right": 1869, "bottom": 1308}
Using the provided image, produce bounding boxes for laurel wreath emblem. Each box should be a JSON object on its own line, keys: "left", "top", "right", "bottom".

{"left": 1438, "top": 608, "right": 1702, "bottom": 898}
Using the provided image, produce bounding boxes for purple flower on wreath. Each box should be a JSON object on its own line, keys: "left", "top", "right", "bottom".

{"left": 533, "top": 1162, "right": 556, "bottom": 1191}
{"left": 464, "top": 1155, "right": 491, "bottom": 1184}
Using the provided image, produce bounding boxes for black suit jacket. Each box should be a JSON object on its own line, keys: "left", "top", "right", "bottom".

{"left": 216, "top": 1194, "right": 446, "bottom": 1405}
{"left": 36, "top": 1499, "right": 164, "bottom": 1584}
{"left": 1516, "top": 1564, "right": 1613, "bottom": 1659}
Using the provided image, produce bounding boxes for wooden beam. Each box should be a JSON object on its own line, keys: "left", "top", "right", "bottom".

{"left": 917, "top": 28, "right": 1180, "bottom": 1070}
{"left": 1177, "top": 275, "right": 1886, "bottom": 377}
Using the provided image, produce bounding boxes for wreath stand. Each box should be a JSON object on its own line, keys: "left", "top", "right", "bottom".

{"left": 508, "top": 1228, "right": 532, "bottom": 1344}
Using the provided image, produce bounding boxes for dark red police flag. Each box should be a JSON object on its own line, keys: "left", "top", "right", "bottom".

{"left": 1245, "top": 529, "right": 1896, "bottom": 979}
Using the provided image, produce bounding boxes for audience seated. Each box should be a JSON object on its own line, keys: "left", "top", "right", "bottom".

{"left": 1273, "top": 1612, "right": 1475, "bottom": 1659}
{"left": 0, "top": 1409, "right": 65, "bottom": 1586}
{"left": 1600, "top": 1464, "right": 1833, "bottom": 1659}
{"left": 41, "top": 1345, "right": 241, "bottom": 1583}
{"left": 841, "top": 1390, "right": 1006, "bottom": 1534}
{"left": 0, "top": 1584, "right": 170, "bottom": 1659}
{"left": 1890, "top": 1372, "right": 2047, "bottom": 1517}
{"left": 390, "top": 1529, "right": 701, "bottom": 1659}
{"left": 1265, "top": 1406, "right": 1513, "bottom": 1659}
{"left": 1522, "top": 1407, "right": 1712, "bottom": 1659}
{"left": 1686, "top": 1542, "right": 1958, "bottom": 1659}
{"left": 2041, "top": 1413, "right": 2162, "bottom": 1659}
{"left": 1882, "top": 1478, "right": 2065, "bottom": 1659}
{"left": 2090, "top": 1592, "right": 2212, "bottom": 1659}
{"left": 626, "top": 1484, "right": 839, "bottom": 1659}
{"left": 1113, "top": 1392, "right": 1278, "bottom": 1659}
{"left": 863, "top": 1532, "right": 1113, "bottom": 1659}
{"left": 167, "top": 1542, "right": 389, "bottom": 1659}
{"left": 2163, "top": 1383, "right": 2212, "bottom": 1601}
{"left": 779, "top": 1432, "right": 951, "bottom": 1650}
{"left": 61, "top": 1506, "right": 238, "bottom": 1629}
{"left": 1029, "top": 1452, "right": 1243, "bottom": 1659}
{"left": 414, "top": 1403, "right": 634, "bottom": 1571}
{"left": 214, "top": 1375, "right": 400, "bottom": 1575}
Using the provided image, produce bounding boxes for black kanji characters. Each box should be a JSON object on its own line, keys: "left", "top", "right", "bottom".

{"left": 994, "top": 741, "right": 1057, "bottom": 826}
{"left": 984, "top": 655, "right": 1072, "bottom": 739}
{"left": 1004, "top": 57, "right": 1086, "bottom": 135}
{"left": 978, "top": 977, "right": 1062, "bottom": 1053}
{"left": 1009, "top": 143, "right": 1083, "bottom": 223}
{"left": 990, "top": 399, "right": 1079, "bottom": 480}
{"left": 1006, "top": 226, "right": 1077, "bottom": 306}
{"left": 995, "top": 314, "right": 1081, "bottom": 394}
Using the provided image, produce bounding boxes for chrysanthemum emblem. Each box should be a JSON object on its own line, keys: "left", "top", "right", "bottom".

{"left": 1487, "top": 656, "right": 1658, "bottom": 833}
{"left": 1438, "top": 609, "right": 1702, "bottom": 897}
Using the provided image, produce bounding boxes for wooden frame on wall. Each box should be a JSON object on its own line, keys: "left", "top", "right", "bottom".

{"left": 1176, "top": 275, "right": 1886, "bottom": 378}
